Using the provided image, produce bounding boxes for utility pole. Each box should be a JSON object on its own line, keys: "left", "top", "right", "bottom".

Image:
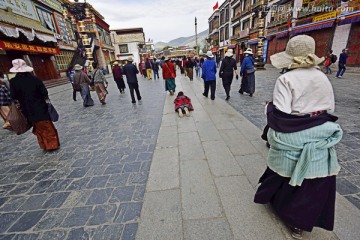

{"left": 195, "top": 17, "right": 198, "bottom": 56}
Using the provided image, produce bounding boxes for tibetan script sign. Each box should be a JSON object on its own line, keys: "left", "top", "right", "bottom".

{"left": 313, "top": 12, "right": 337, "bottom": 22}
{"left": 0, "top": 0, "right": 38, "bottom": 20}
{"left": 0, "top": 40, "right": 59, "bottom": 54}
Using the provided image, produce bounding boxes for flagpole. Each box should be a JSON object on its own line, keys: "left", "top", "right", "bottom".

{"left": 195, "top": 17, "right": 198, "bottom": 56}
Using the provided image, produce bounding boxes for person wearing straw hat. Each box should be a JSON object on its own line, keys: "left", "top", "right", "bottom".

{"left": 9, "top": 59, "right": 60, "bottom": 151}
{"left": 112, "top": 61, "right": 126, "bottom": 94}
{"left": 254, "top": 35, "right": 342, "bottom": 239}
{"left": 201, "top": 51, "right": 217, "bottom": 100}
{"left": 239, "top": 48, "right": 255, "bottom": 97}
{"left": 122, "top": 57, "right": 142, "bottom": 104}
{"left": 72, "top": 64, "right": 94, "bottom": 107}
{"left": 219, "top": 49, "right": 238, "bottom": 101}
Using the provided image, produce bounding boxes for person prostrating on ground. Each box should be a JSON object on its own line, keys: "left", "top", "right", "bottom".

{"left": 162, "top": 56, "right": 176, "bottom": 95}
{"left": 122, "top": 57, "right": 142, "bottom": 105}
{"left": 174, "top": 91, "right": 193, "bottom": 118}
{"left": 202, "top": 51, "right": 217, "bottom": 100}
{"left": 219, "top": 49, "right": 238, "bottom": 101}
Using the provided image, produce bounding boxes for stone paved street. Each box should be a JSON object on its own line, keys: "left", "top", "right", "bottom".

{"left": 1, "top": 67, "right": 360, "bottom": 240}
{"left": 214, "top": 65, "right": 360, "bottom": 209}
{"left": 0, "top": 75, "right": 165, "bottom": 239}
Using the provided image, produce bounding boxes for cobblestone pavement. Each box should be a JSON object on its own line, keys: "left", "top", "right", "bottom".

{"left": 212, "top": 65, "right": 360, "bottom": 209}
{"left": 0, "top": 75, "right": 165, "bottom": 239}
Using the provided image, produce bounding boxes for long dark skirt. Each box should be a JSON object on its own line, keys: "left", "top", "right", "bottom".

{"left": 254, "top": 167, "right": 336, "bottom": 232}
{"left": 240, "top": 73, "right": 255, "bottom": 94}
{"left": 114, "top": 77, "right": 126, "bottom": 90}
{"left": 80, "top": 85, "right": 94, "bottom": 107}
{"left": 165, "top": 78, "right": 176, "bottom": 91}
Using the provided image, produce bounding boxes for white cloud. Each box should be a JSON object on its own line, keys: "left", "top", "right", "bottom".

{"left": 87, "top": 0, "right": 225, "bottom": 42}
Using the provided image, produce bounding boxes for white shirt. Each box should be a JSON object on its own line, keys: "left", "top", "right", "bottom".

{"left": 273, "top": 67, "right": 335, "bottom": 115}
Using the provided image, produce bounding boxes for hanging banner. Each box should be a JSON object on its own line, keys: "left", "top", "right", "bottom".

{"left": 0, "top": 40, "right": 59, "bottom": 54}
{"left": 0, "top": 0, "right": 38, "bottom": 20}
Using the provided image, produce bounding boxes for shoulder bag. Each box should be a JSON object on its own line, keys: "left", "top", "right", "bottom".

{"left": 6, "top": 103, "right": 31, "bottom": 135}
{"left": 47, "top": 99, "right": 59, "bottom": 122}
{"left": 165, "top": 63, "right": 175, "bottom": 78}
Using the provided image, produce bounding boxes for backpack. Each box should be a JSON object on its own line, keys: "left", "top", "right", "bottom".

{"left": 72, "top": 72, "right": 82, "bottom": 91}
{"left": 331, "top": 55, "right": 337, "bottom": 63}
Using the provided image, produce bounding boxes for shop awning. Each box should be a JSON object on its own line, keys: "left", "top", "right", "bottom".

{"left": 338, "top": 11, "right": 360, "bottom": 26}
{"left": 0, "top": 10, "right": 56, "bottom": 42}
{"left": 291, "top": 19, "right": 335, "bottom": 35}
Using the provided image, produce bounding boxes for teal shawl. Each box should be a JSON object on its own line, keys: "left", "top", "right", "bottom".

{"left": 267, "top": 122, "right": 343, "bottom": 186}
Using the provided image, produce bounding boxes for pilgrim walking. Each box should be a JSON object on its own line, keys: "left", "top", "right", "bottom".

{"left": 239, "top": 48, "right": 256, "bottom": 97}
{"left": 9, "top": 59, "right": 60, "bottom": 151}
{"left": 72, "top": 64, "right": 94, "bottom": 107}
{"left": 254, "top": 35, "right": 342, "bottom": 239}
{"left": 112, "top": 61, "right": 126, "bottom": 94}
{"left": 91, "top": 62, "right": 108, "bottom": 104}
{"left": 219, "top": 49, "right": 238, "bottom": 101}
{"left": 202, "top": 51, "right": 217, "bottom": 100}
{"left": 122, "top": 57, "right": 142, "bottom": 104}
{"left": 162, "top": 57, "right": 176, "bottom": 95}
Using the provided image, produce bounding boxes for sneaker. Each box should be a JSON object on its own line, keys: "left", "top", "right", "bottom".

{"left": 249, "top": 94, "right": 253, "bottom": 97}
{"left": 132, "top": 101, "right": 136, "bottom": 105}
{"left": 178, "top": 110, "right": 184, "bottom": 118}
{"left": 202, "top": 93, "right": 208, "bottom": 98}
{"left": 225, "top": 96, "right": 230, "bottom": 101}
{"left": 289, "top": 226, "right": 303, "bottom": 239}
{"left": 238, "top": 90, "right": 243, "bottom": 94}
{"left": 138, "top": 100, "right": 142, "bottom": 105}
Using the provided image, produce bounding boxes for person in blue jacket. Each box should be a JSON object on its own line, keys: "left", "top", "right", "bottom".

{"left": 336, "top": 48, "right": 348, "bottom": 78}
{"left": 201, "top": 51, "right": 217, "bottom": 100}
{"left": 239, "top": 48, "right": 256, "bottom": 97}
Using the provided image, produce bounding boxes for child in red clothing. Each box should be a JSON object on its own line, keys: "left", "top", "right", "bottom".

{"left": 174, "top": 91, "right": 194, "bottom": 117}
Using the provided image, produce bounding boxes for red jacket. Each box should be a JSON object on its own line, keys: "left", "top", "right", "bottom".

{"left": 174, "top": 95, "right": 194, "bottom": 112}
{"left": 162, "top": 61, "right": 176, "bottom": 79}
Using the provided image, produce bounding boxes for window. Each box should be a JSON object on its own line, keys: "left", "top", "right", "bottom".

{"left": 220, "top": 28, "right": 224, "bottom": 41}
{"left": 36, "top": 8, "right": 57, "bottom": 33}
{"left": 233, "top": 25, "right": 240, "bottom": 36}
{"left": 243, "top": 0, "right": 250, "bottom": 11}
{"left": 54, "top": 50, "right": 75, "bottom": 71}
{"left": 225, "top": 25, "right": 229, "bottom": 39}
{"left": 119, "top": 44, "right": 128, "bottom": 53}
{"left": 233, "top": 4, "right": 241, "bottom": 17}
{"left": 225, "top": 7, "right": 229, "bottom": 21}
{"left": 242, "top": 20, "right": 250, "bottom": 31}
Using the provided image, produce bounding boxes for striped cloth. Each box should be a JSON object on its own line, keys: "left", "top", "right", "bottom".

{"left": 0, "top": 85, "right": 12, "bottom": 106}
{"left": 267, "top": 122, "right": 343, "bottom": 186}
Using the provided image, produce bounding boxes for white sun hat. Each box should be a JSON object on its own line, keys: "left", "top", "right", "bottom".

{"left": 270, "top": 35, "right": 325, "bottom": 70}
{"left": 225, "top": 49, "right": 234, "bottom": 57}
{"left": 9, "top": 59, "right": 33, "bottom": 73}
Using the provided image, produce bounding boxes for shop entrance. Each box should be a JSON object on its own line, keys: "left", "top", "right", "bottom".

{"left": 29, "top": 54, "right": 58, "bottom": 80}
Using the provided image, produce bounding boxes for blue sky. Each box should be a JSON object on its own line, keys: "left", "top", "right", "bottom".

{"left": 89, "top": 0, "right": 225, "bottom": 42}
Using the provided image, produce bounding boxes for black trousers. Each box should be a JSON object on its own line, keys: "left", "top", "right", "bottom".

{"left": 128, "top": 82, "right": 142, "bottom": 103}
{"left": 204, "top": 80, "right": 216, "bottom": 100}
{"left": 222, "top": 77, "right": 232, "bottom": 97}
{"left": 73, "top": 90, "right": 77, "bottom": 101}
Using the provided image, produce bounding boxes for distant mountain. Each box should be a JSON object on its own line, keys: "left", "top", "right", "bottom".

{"left": 155, "top": 29, "right": 208, "bottom": 50}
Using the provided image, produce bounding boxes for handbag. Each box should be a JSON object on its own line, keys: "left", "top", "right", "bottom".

{"left": 165, "top": 63, "right": 175, "bottom": 78}
{"left": 47, "top": 100, "right": 59, "bottom": 122}
{"left": 246, "top": 66, "right": 256, "bottom": 74}
{"left": 6, "top": 103, "right": 31, "bottom": 135}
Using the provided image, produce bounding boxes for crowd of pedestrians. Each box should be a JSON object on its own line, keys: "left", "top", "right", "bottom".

{"left": 0, "top": 34, "right": 350, "bottom": 240}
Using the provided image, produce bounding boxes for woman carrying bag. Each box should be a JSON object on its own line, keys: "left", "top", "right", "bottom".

{"left": 239, "top": 48, "right": 256, "bottom": 97}
{"left": 9, "top": 59, "right": 60, "bottom": 151}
